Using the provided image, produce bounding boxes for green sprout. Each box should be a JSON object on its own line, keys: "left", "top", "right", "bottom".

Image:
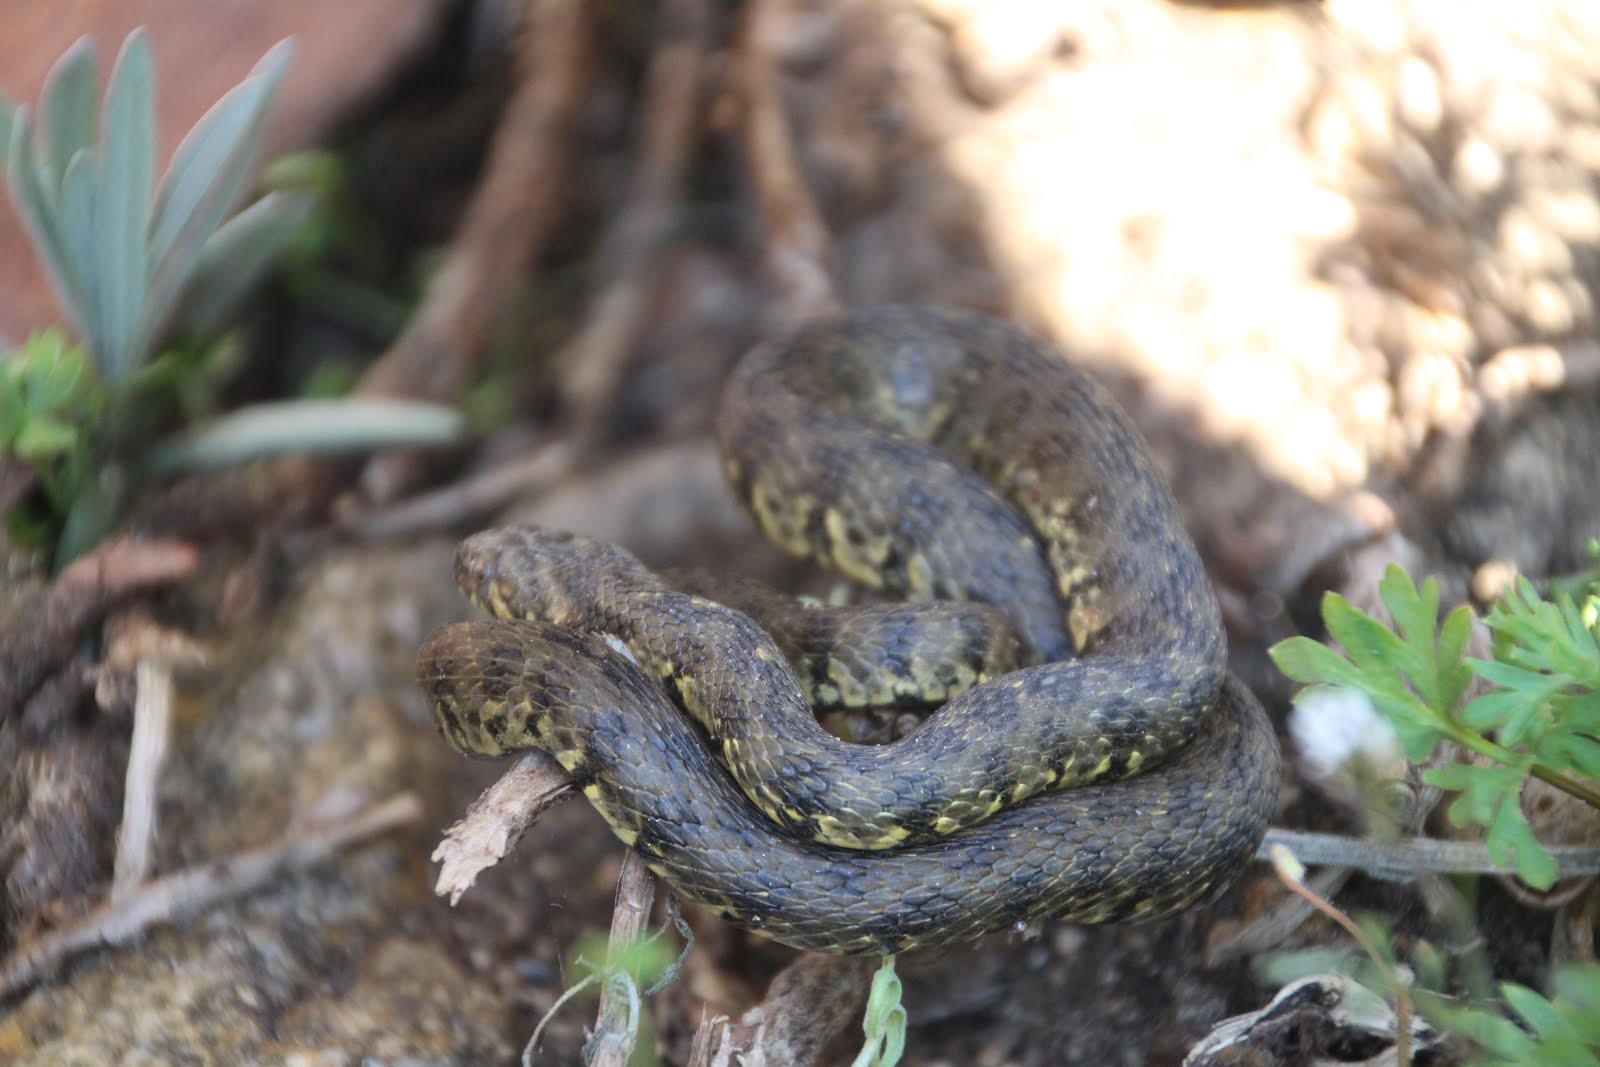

{"left": 852, "top": 957, "right": 907, "bottom": 1067}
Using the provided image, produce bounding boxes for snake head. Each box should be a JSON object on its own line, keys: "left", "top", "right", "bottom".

{"left": 455, "top": 525, "right": 662, "bottom": 627}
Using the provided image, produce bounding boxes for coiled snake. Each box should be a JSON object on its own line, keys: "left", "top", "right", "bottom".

{"left": 419, "top": 306, "right": 1279, "bottom": 956}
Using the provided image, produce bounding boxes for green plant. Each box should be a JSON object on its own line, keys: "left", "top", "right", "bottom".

{"left": 1271, "top": 565, "right": 1600, "bottom": 889}
{"left": 1428, "top": 966, "right": 1600, "bottom": 1067}
{"left": 1, "top": 31, "right": 464, "bottom": 562}
{"left": 851, "top": 957, "right": 907, "bottom": 1067}
{"left": 1266, "top": 843, "right": 1600, "bottom": 1066}
{"left": 2, "top": 31, "right": 297, "bottom": 380}
{"left": 0, "top": 330, "right": 99, "bottom": 542}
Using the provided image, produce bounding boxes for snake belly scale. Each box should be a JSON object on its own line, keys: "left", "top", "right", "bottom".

{"left": 419, "top": 305, "right": 1280, "bottom": 956}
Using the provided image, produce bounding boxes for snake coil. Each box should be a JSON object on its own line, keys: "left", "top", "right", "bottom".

{"left": 420, "top": 306, "right": 1279, "bottom": 955}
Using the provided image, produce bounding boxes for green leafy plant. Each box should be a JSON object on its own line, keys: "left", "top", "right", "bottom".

{"left": 0, "top": 330, "right": 99, "bottom": 541}
{"left": 1, "top": 31, "right": 464, "bottom": 562}
{"left": 1271, "top": 565, "right": 1600, "bottom": 889}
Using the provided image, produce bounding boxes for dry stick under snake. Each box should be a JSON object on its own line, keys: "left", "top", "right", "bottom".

{"left": 420, "top": 305, "right": 1281, "bottom": 956}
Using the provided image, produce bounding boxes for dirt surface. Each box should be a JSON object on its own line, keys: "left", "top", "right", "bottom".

{"left": 3, "top": 0, "right": 1599, "bottom": 1064}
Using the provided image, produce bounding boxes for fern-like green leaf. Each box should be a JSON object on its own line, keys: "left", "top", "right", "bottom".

{"left": 1425, "top": 761, "right": 1556, "bottom": 889}
{"left": 1269, "top": 635, "right": 1363, "bottom": 687}
{"left": 1537, "top": 730, "right": 1600, "bottom": 781}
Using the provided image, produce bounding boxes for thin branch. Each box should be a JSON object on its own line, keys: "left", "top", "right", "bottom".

{"left": 556, "top": 0, "right": 715, "bottom": 432}
{"left": 1259, "top": 827, "right": 1600, "bottom": 882}
{"left": 0, "top": 536, "right": 199, "bottom": 721}
{"left": 432, "top": 751, "right": 576, "bottom": 904}
{"left": 1208, "top": 866, "right": 1353, "bottom": 964}
{"left": 334, "top": 441, "right": 577, "bottom": 544}
{"left": 357, "top": 0, "right": 593, "bottom": 502}
{"left": 359, "top": 0, "right": 591, "bottom": 406}
{"left": 588, "top": 851, "right": 660, "bottom": 1067}
{"left": 739, "top": 0, "right": 840, "bottom": 325}
{"left": 1270, "top": 847, "right": 1414, "bottom": 1066}
{"left": 0, "top": 793, "right": 422, "bottom": 1001}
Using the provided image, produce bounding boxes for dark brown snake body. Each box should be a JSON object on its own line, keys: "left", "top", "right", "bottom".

{"left": 419, "top": 306, "right": 1280, "bottom": 956}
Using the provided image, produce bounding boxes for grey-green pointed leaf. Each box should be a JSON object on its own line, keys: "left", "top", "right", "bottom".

{"left": 146, "top": 39, "right": 292, "bottom": 330}
{"left": 0, "top": 88, "right": 16, "bottom": 168}
{"left": 181, "top": 189, "right": 314, "bottom": 336}
{"left": 60, "top": 148, "right": 102, "bottom": 363}
{"left": 40, "top": 37, "right": 98, "bottom": 190}
{"left": 8, "top": 111, "right": 88, "bottom": 340}
{"left": 141, "top": 397, "right": 464, "bottom": 474}
{"left": 97, "top": 29, "right": 156, "bottom": 383}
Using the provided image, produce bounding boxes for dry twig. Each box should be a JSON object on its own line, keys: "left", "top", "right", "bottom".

{"left": 0, "top": 536, "right": 199, "bottom": 721}
{"left": 432, "top": 751, "right": 575, "bottom": 904}
{"left": 335, "top": 441, "right": 577, "bottom": 544}
{"left": 358, "top": 0, "right": 593, "bottom": 502}
{"left": 1258, "top": 828, "right": 1600, "bottom": 882}
{"left": 0, "top": 792, "right": 422, "bottom": 1000}
{"left": 556, "top": 0, "right": 715, "bottom": 432}
{"left": 589, "top": 851, "right": 660, "bottom": 1067}
{"left": 110, "top": 660, "right": 175, "bottom": 898}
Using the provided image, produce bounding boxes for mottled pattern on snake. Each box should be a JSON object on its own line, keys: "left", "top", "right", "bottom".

{"left": 420, "top": 305, "right": 1280, "bottom": 955}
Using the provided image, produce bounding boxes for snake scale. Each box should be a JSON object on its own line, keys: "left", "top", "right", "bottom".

{"left": 419, "top": 305, "right": 1279, "bottom": 956}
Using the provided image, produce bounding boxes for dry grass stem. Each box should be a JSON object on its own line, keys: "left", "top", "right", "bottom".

{"left": 588, "top": 850, "right": 661, "bottom": 1067}
{"left": 110, "top": 659, "right": 175, "bottom": 898}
